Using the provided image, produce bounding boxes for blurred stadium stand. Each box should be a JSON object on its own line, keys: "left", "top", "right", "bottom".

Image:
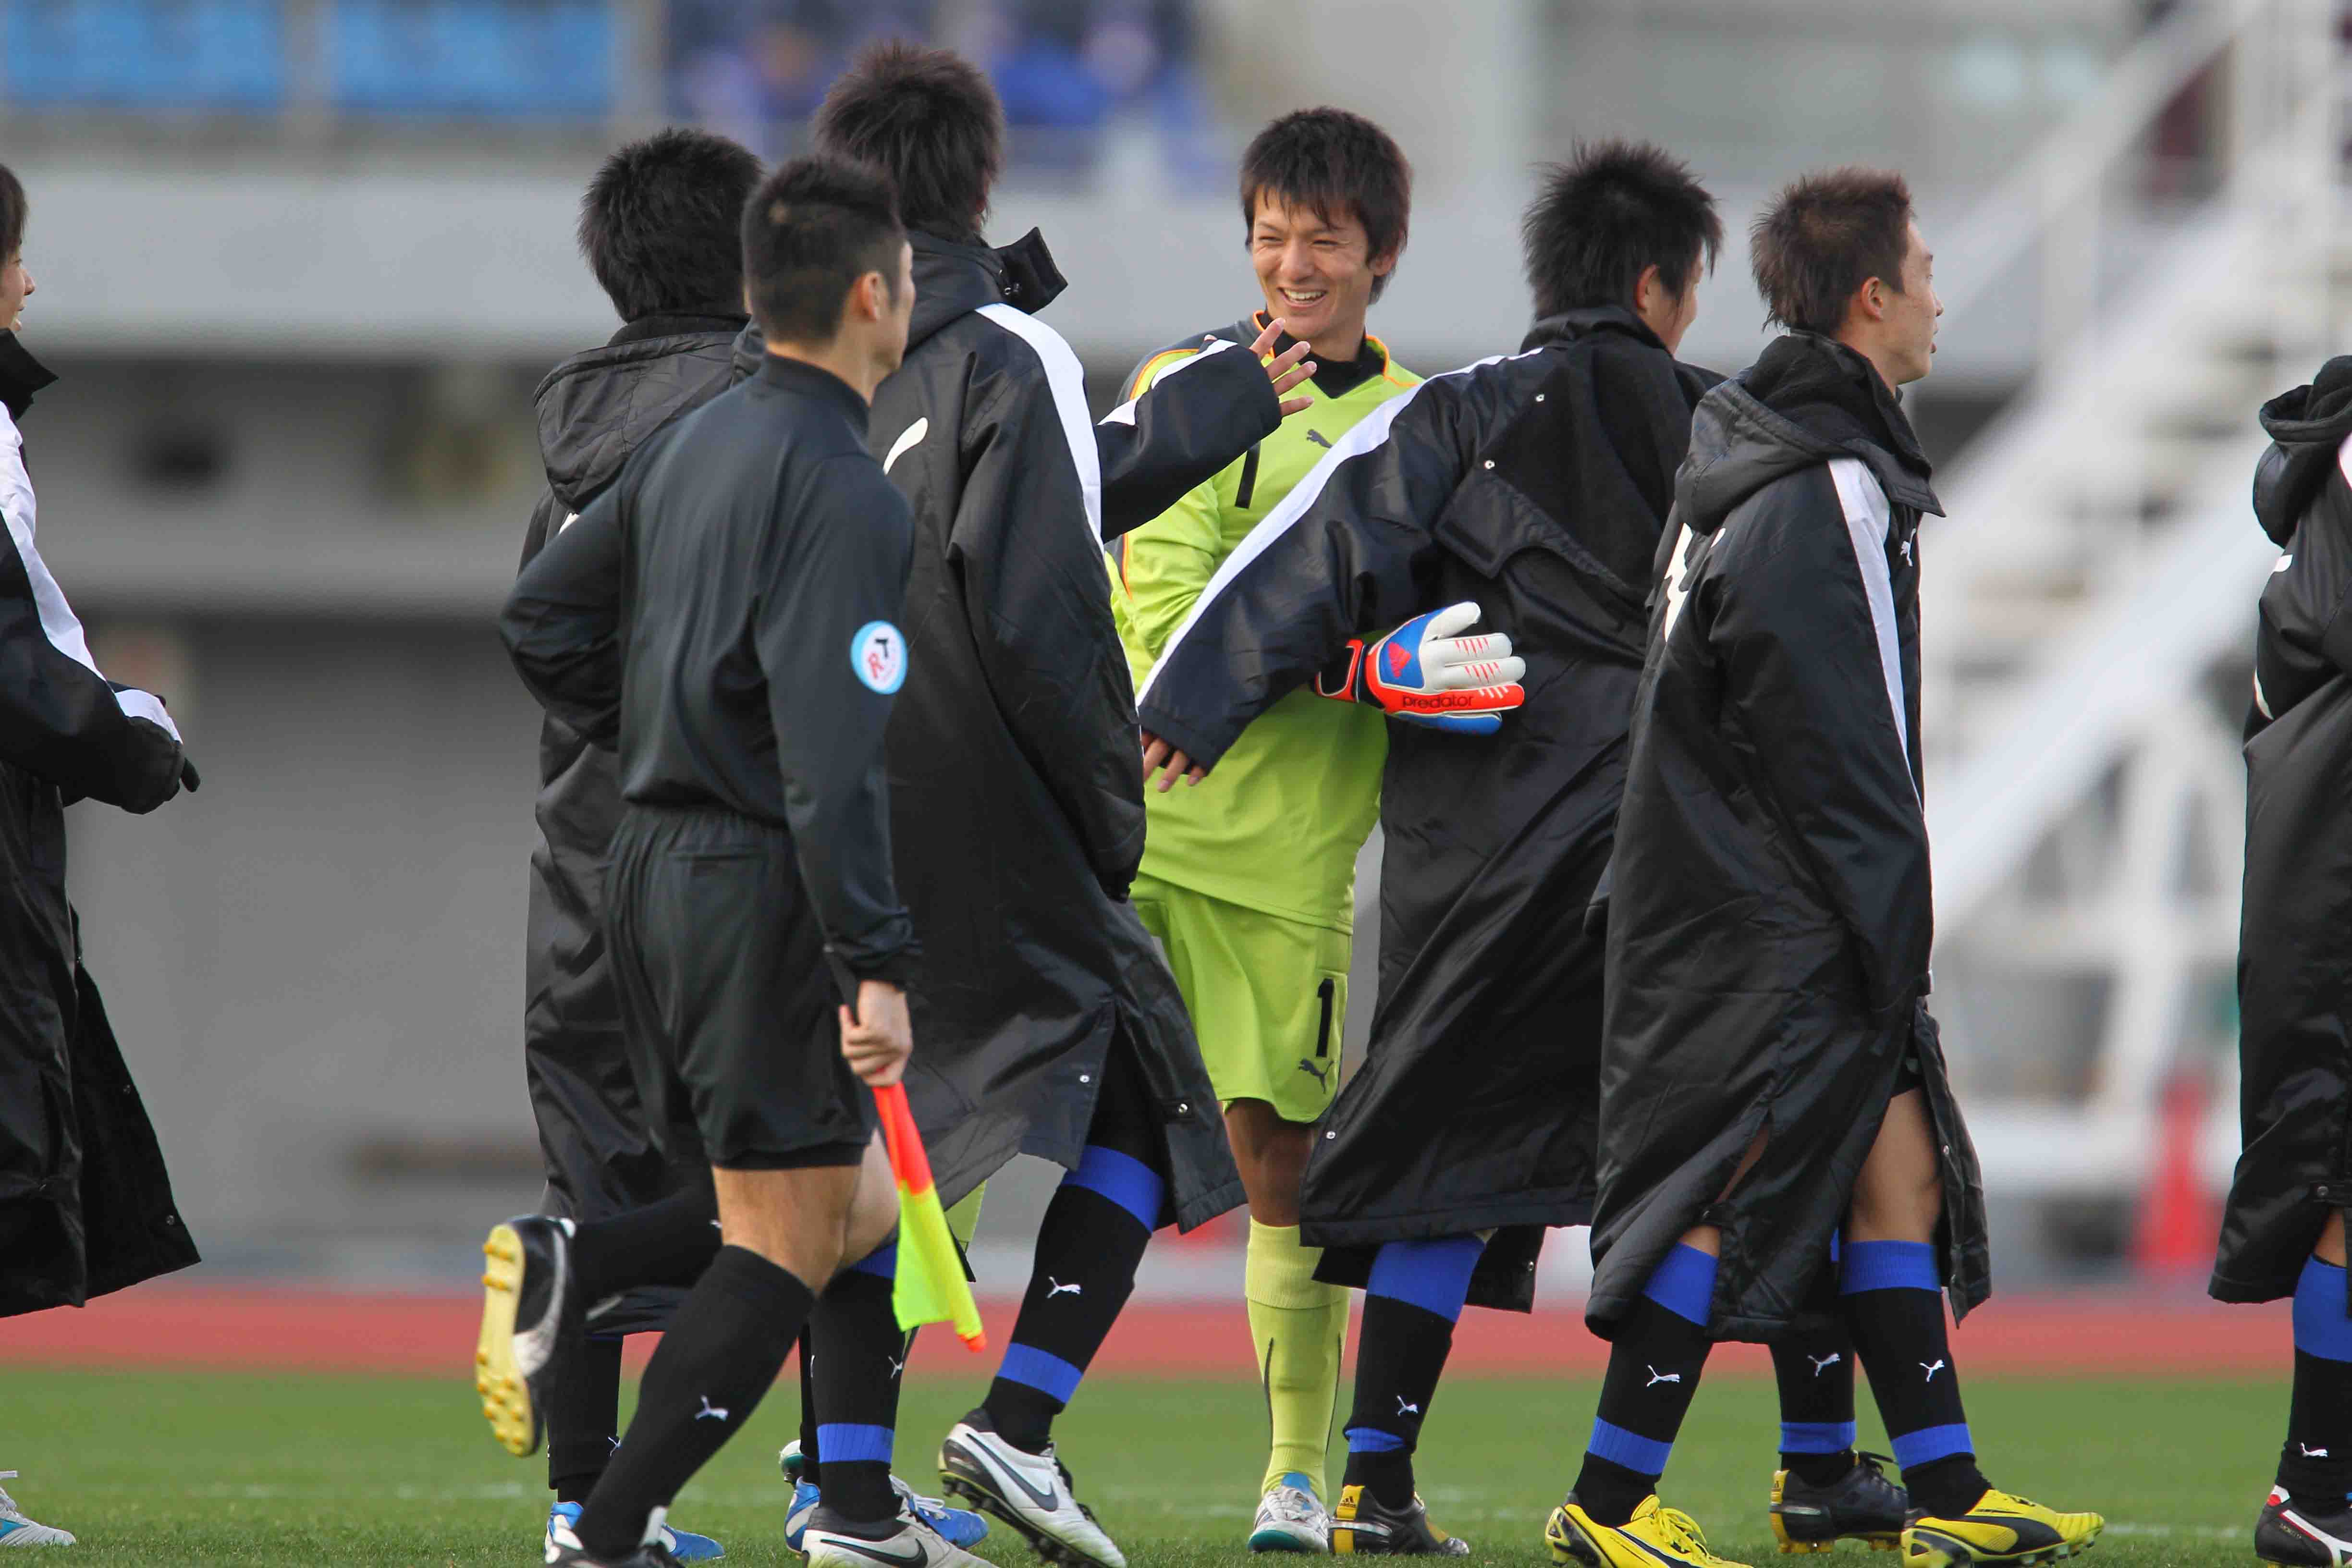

{"left": 0, "top": 0, "right": 2295, "bottom": 1290}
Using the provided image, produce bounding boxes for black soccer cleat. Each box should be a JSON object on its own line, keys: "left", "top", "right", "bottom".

{"left": 1331, "top": 1484, "right": 1470, "bottom": 1555}
{"left": 475, "top": 1213, "right": 577, "bottom": 1458}
{"left": 2258, "top": 1485, "right": 2352, "bottom": 1567}
{"left": 1770, "top": 1452, "right": 1908, "bottom": 1553}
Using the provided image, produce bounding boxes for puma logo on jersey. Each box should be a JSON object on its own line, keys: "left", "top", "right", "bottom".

{"left": 1297, "top": 1058, "right": 1331, "bottom": 1087}
{"left": 1047, "top": 1278, "right": 1083, "bottom": 1298}
{"left": 1920, "top": 1360, "right": 1946, "bottom": 1383}
{"left": 1646, "top": 1366, "right": 1681, "bottom": 1387}
{"left": 695, "top": 1396, "right": 729, "bottom": 1422}
{"left": 1809, "top": 1352, "right": 1841, "bottom": 1376}
{"left": 883, "top": 417, "right": 929, "bottom": 476}
{"left": 1306, "top": 429, "right": 1333, "bottom": 449}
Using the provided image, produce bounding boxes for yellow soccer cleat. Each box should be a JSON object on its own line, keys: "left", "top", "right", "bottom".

{"left": 473, "top": 1214, "right": 576, "bottom": 1458}
{"left": 1902, "top": 1490, "right": 2103, "bottom": 1568}
{"left": 1549, "top": 1494, "right": 1751, "bottom": 1568}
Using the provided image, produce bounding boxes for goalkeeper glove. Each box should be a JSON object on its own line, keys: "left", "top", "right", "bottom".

{"left": 1315, "top": 602, "right": 1526, "bottom": 734}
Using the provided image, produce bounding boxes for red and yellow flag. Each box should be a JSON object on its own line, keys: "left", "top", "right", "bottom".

{"left": 872, "top": 1082, "right": 986, "bottom": 1351}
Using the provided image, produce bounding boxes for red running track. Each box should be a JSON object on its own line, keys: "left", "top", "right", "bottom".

{"left": 0, "top": 1284, "right": 2291, "bottom": 1379}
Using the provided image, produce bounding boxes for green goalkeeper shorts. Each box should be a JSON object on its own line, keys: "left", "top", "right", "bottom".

{"left": 1129, "top": 871, "right": 1350, "bottom": 1125}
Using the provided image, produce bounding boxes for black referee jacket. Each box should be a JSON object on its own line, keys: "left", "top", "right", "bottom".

{"left": 1135, "top": 306, "right": 1707, "bottom": 1307}
{"left": 502, "top": 353, "right": 918, "bottom": 990}
{"left": 2213, "top": 356, "right": 2352, "bottom": 1306}
{"left": 1589, "top": 332, "right": 1987, "bottom": 1342}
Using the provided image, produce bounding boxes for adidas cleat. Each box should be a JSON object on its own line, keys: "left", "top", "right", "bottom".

{"left": 1331, "top": 1484, "right": 1468, "bottom": 1556}
{"left": 1252, "top": 1472, "right": 1331, "bottom": 1553}
{"left": 804, "top": 1504, "right": 993, "bottom": 1568}
{"left": 779, "top": 1445, "right": 988, "bottom": 1552}
{"left": 550, "top": 1503, "right": 723, "bottom": 1563}
{"left": 475, "top": 1213, "right": 576, "bottom": 1457}
{"left": 938, "top": 1411, "right": 1126, "bottom": 1568}
{"left": 545, "top": 1505, "right": 685, "bottom": 1567}
{"left": 1770, "top": 1453, "right": 1907, "bottom": 1552}
{"left": 0, "top": 1473, "right": 74, "bottom": 1547}
{"left": 1901, "top": 1490, "right": 2102, "bottom": 1568}
{"left": 1548, "top": 1494, "right": 1748, "bottom": 1568}
{"left": 2257, "top": 1486, "right": 2352, "bottom": 1568}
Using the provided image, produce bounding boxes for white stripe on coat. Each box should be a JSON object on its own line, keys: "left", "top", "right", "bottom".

{"left": 1827, "top": 455, "right": 1906, "bottom": 776}
{"left": 1097, "top": 336, "right": 1239, "bottom": 428}
{"left": 0, "top": 406, "right": 180, "bottom": 741}
{"left": 1135, "top": 350, "right": 1531, "bottom": 711}
{"left": 975, "top": 303, "right": 1102, "bottom": 543}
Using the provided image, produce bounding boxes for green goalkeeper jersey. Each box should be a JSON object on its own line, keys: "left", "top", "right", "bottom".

{"left": 1110, "top": 316, "right": 1420, "bottom": 933}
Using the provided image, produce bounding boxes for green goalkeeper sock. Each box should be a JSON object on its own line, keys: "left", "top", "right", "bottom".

{"left": 1247, "top": 1219, "right": 1348, "bottom": 1498}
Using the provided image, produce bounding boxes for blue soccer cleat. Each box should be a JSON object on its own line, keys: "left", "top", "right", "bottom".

{"left": 780, "top": 1442, "right": 988, "bottom": 1552}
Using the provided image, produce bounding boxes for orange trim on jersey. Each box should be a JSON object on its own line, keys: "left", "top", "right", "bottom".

{"left": 1369, "top": 334, "right": 1409, "bottom": 387}
{"left": 1126, "top": 348, "right": 1197, "bottom": 402}
{"left": 1117, "top": 531, "right": 1132, "bottom": 596}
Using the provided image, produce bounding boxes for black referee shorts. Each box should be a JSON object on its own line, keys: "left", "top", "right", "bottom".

{"left": 603, "top": 805, "right": 873, "bottom": 1172}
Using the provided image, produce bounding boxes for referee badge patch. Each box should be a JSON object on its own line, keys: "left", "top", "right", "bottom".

{"left": 851, "top": 621, "right": 907, "bottom": 694}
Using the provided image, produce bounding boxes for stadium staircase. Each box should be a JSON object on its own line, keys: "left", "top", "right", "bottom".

{"left": 1920, "top": 0, "right": 2347, "bottom": 1202}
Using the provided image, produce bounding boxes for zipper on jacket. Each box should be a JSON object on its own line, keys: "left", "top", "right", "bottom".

{"left": 1315, "top": 978, "right": 1335, "bottom": 1058}
{"left": 1235, "top": 444, "right": 1263, "bottom": 510}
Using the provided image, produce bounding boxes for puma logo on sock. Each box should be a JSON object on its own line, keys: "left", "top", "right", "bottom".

{"left": 1396, "top": 1397, "right": 1421, "bottom": 1417}
{"left": 888, "top": 1356, "right": 906, "bottom": 1378}
{"left": 695, "top": 1396, "right": 729, "bottom": 1422}
{"left": 1810, "top": 1353, "right": 1841, "bottom": 1376}
{"left": 1646, "top": 1366, "right": 1682, "bottom": 1387}
{"left": 2303, "top": 1444, "right": 2332, "bottom": 1458}
{"left": 1047, "top": 1278, "right": 1083, "bottom": 1298}
{"left": 1919, "top": 1360, "right": 1946, "bottom": 1383}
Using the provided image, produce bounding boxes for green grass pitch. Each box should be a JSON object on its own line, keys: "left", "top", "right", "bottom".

{"left": 8, "top": 1365, "right": 2281, "bottom": 1566}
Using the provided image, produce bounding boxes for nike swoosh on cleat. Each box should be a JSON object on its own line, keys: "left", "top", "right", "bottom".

{"left": 956, "top": 1439, "right": 1063, "bottom": 1513}
{"left": 820, "top": 1536, "right": 931, "bottom": 1568}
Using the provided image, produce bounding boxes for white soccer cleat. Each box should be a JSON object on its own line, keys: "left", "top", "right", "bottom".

{"left": 0, "top": 1475, "right": 75, "bottom": 1547}
{"left": 1250, "top": 1472, "right": 1331, "bottom": 1553}
{"left": 937, "top": 1415, "right": 1126, "bottom": 1568}
{"left": 805, "top": 1505, "right": 993, "bottom": 1568}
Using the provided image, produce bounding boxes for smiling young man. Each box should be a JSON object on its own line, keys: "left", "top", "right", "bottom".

{"left": 1110, "top": 108, "right": 1434, "bottom": 1553}
{"left": 1550, "top": 169, "right": 2102, "bottom": 1568}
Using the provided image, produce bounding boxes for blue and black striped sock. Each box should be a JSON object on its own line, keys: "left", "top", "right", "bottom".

{"left": 1838, "top": 1239, "right": 1986, "bottom": 1517}
{"left": 809, "top": 1240, "right": 907, "bottom": 1524}
{"left": 1572, "top": 1244, "right": 1718, "bottom": 1527}
{"left": 1340, "top": 1235, "right": 1486, "bottom": 1507}
{"left": 2279, "top": 1254, "right": 2352, "bottom": 1507}
{"left": 984, "top": 1145, "right": 1164, "bottom": 1452}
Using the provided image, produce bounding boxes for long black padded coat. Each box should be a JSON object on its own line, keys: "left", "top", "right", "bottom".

{"left": 0, "top": 334, "right": 198, "bottom": 1317}
{"left": 717, "top": 230, "right": 1275, "bottom": 1225}
{"left": 1135, "top": 307, "right": 1708, "bottom": 1307}
{"left": 514, "top": 313, "right": 746, "bottom": 1335}
{"left": 2212, "top": 357, "right": 2352, "bottom": 1306}
{"left": 1587, "top": 333, "right": 1989, "bottom": 1342}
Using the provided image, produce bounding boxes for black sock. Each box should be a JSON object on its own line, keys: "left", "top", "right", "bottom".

{"left": 574, "top": 1246, "right": 814, "bottom": 1557}
{"left": 2280, "top": 1256, "right": 2352, "bottom": 1507}
{"left": 1838, "top": 1240, "right": 1986, "bottom": 1517}
{"left": 1340, "top": 1236, "right": 1483, "bottom": 1508}
{"left": 811, "top": 1241, "right": 909, "bottom": 1523}
{"left": 570, "top": 1181, "right": 722, "bottom": 1306}
{"left": 1770, "top": 1320, "right": 1859, "bottom": 1486}
{"left": 548, "top": 1333, "right": 625, "bottom": 1503}
{"left": 797, "top": 1327, "right": 821, "bottom": 1487}
{"left": 1573, "top": 1245, "right": 1716, "bottom": 1527}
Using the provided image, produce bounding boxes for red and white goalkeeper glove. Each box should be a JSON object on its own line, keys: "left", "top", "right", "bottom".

{"left": 1315, "top": 601, "right": 1527, "bottom": 734}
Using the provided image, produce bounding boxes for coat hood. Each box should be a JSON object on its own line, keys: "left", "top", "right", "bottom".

{"left": 1675, "top": 331, "right": 1941, "bottom": 537}
{"left": 726, "top": 228, "right": 1071, "bottom": 385}
{"left": 533, "top": 313, "right": 746, "bottom": 512}
{"left": 2254, "top": 355, "right": 2352, "bottom": 546}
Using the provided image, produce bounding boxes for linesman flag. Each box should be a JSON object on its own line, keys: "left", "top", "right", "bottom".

{"left": 872, "top": 1082, "right": 987, "bottom": 1351}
